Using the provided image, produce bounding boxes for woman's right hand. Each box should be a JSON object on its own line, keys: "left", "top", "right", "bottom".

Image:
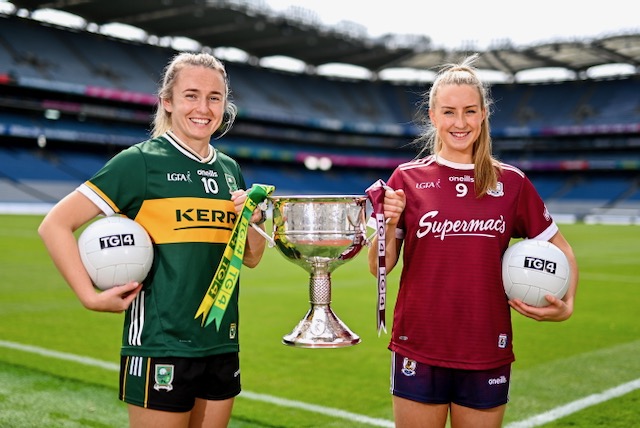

{"left": 384, "top": 188, "right": 406, "bottom": 226}
{"left": 83, "top": 281, "right": 143, "bottom": 313}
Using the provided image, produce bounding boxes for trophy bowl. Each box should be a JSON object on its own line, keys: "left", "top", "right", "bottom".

{"left": 270, "top": 194, "right": 367, "bottom": 348}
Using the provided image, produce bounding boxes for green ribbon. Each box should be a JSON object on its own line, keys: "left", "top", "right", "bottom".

{"left": 195, "top": 183, "right": 275, "bottom": 329}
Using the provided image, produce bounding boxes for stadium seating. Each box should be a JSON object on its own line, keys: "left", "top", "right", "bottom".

{"left": 0, "top": 14, "right": 639, "bottom": 219}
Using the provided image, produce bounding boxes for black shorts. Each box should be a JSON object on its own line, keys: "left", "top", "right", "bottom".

{"left": 390, "top": 351, "right": 511, "bottom": 409}
{"left": 119, "top": 353, "right": 241, "bottom": 412}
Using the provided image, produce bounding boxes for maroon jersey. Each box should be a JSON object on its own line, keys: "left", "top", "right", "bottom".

{"left": 386, "top": 155, "right": 557, "bottom": 370}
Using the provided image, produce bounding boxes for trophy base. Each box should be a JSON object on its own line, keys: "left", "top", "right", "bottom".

{"left": 282, "top": 304, "right": 361, "bottom": 348}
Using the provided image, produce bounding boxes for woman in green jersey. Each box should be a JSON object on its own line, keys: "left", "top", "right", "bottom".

{"left": 39, "top": 52, "right": 267, "bottom": 428}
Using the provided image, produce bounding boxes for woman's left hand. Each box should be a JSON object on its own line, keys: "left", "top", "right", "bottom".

{"left": 509, "top": 295, "right": 573, "bottom": 322}
{"left": 230, "top": 189, "right": 263, "bottom": 223}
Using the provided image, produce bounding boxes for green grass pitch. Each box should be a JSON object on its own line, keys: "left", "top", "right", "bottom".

{"left": 1, "top": 214, "right": 639, "bottom": 427}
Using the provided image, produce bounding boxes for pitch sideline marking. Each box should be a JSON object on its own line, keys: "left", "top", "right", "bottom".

{"left": 0, "top": 339, "right": 394, "bottom": 427}
{"left": 503, "top": 378, "right": 640, "bottom": 428}
{"left": 2, "top": 339, "right": 639, "bottom": 428}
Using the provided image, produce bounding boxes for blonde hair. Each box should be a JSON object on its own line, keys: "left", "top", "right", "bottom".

{"left": 415, "top": 54, "right": 500, "bottom": 197}
{"left": 151, "top": 52, "right": 237, "bottom": 139}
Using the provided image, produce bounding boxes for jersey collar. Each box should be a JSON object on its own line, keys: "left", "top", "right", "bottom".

{"left": 435, "top": 154, "right": 474, "bottom": 170}
{"left": 164, "top": 130, "right": 217, "bottom": 164}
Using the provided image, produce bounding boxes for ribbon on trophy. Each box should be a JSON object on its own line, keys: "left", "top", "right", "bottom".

{"left": 195, "top": 183, "right": 275, "bottom": 329}
{"left": 366, "top": 179, "right": 388, "bottom": 336}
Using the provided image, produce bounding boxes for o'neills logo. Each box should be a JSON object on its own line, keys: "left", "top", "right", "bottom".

{"left": 488, "top": 375, "right": 508, "bottom": 385}
{"left": 197, "top": 169, "right": 218, "bottom": 177}
{"left": 416, "top": 210, "right": 506, "bottom": 240}
{"left": 449, "top": 175, "right": 474, "bottom": 183}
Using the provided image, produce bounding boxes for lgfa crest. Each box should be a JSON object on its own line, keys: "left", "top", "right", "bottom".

{"left": 154, "top": 364, "right": 174, "bottom": 391}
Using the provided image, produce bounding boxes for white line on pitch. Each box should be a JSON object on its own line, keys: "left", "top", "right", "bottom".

{"left": 3, "top": 339, "right": 638, "bottom": 428}
{"left": 504, "top": 378, "right": 640, "bottom": 428}
{"left": 0, "top": 339, "right": 393, "bottom": 427}
{"left": 238, "top": 390, "right": 394, "bottom": 427}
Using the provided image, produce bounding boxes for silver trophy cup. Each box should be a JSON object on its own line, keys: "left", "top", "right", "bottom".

{"left": 270, "top": 194, "right": 367, "bottom": 348}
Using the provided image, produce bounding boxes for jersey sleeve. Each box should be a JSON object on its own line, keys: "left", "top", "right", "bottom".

{"left": 216, "top": 151, "right": 247, "bottom": 191}
{"left": 236, "top": 162, "right": 247, "bottom": 191}
{"left": 78, "top": 146, "right": 147, "bottom": 215}
{"left": 512, "top": 174, "right": 557, "bottom": 240}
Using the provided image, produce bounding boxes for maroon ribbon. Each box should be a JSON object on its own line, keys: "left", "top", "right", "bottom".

{"left": 366, "top": 179, "right": 388, "bottom": 336}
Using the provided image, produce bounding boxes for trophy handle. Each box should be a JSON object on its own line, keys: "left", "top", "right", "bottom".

{"left": 250, "top": 223, "right": 276, "bottom": 247}
{"left": 364, "top": 217, "right": 390, "bottom": 245}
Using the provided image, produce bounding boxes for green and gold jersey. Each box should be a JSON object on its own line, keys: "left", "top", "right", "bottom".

{"left": 78, "top": 132, "right": 246, "bottom": 358}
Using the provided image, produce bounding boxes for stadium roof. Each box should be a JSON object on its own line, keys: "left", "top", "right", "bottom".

{"left": 8, "top": 0, "right": 640, "bottom": 80}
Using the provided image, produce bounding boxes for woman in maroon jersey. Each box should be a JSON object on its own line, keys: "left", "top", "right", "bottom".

{"left": 367, "top": 54, "right": 579, "bottom": 428}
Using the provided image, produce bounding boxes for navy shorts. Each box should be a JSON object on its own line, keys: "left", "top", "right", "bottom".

{"left": 390, "top": 351, "right": 511, "bottom": 409}
{"left": 119, "top": 353, "right": 241, "bottom": 412}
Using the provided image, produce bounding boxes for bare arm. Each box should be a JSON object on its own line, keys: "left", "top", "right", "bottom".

{"left": 509, "top": 230, "right": 579, "bottom": 321}
{"left": 243, "top": 221, "right": 267, "bottom": 268}
{"left": 38, "top": 191, "right": 143, "bottom": 312}
{"left": 367, "top": 231, "right": 403, "bottom": 276}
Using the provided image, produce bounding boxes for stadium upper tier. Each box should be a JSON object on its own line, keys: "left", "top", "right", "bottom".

{"left": 0, "top": 14, "right": 639, "bottom": 137}
{"left": 5, "top": 0, "right": 640, "bottom": 79}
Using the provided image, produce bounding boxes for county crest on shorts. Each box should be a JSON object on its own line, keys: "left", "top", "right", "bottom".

{"left": 402, "top": 357, "right": 417, "bottom": 376}
{"left": 154, "top": 364, "right": 174, "bottom": 391}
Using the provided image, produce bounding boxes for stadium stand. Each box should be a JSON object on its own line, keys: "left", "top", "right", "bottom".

{"left": 0, "top": 12, "right": 639, "bottom": 223}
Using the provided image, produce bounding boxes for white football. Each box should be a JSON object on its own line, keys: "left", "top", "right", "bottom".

{"left": 502, "top": 239, "right": 570, "bottom": 307}
{"left": 78, "top": 216, "right": 154, "bottom": 290}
